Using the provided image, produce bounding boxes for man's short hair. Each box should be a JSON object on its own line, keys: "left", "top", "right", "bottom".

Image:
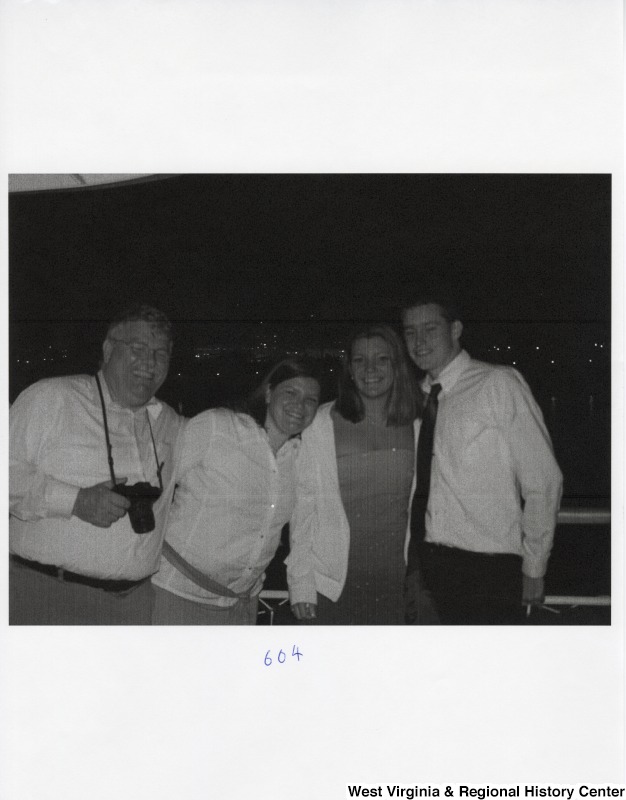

{"left": 106, "top": 304, "right": 173, "bottom": 344}
{"left": 400, "top": 291, "right": 462, "bottom": 323}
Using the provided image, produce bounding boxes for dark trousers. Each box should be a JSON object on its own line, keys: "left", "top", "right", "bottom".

{"left": 9, "top": 556, "right": 154, "bottom": 625}
{"left": 403, "top": 569, "right": 441, "bottom": 625}
{"left": 419, "top": 542, "right": 525, "bottom": 625}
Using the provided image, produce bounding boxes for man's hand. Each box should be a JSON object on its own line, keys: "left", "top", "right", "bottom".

{"left": 291, "top": 602, "right": 317, "bottom": 621}
{"left": 72, "top": 479, "right": 131, "bottom": 528}
{"left": 522, "top": 574, "right": 545, "bottom": 606}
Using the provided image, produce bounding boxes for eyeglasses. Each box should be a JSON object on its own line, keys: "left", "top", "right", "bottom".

{"left": 109, "top": 337, "right": 171, "bottom": 365}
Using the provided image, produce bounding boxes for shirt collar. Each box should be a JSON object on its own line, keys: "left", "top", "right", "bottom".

{"left": 260, "top": 425, "right": 301, "bottom": 456}
{"left": 96, "top": 370, "right": 163, "bottom": 420}
{"left": 420, "top": 349, "right": 471, "bottom": 395}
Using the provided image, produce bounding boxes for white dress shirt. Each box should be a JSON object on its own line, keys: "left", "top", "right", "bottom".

{"left": 152, "top": 408, "right": 302, "bottom": 607}
{"left": 421, "top": 350, "right": 563, "bottom": 578}
{"left": 10, "top": 372, "right": 185, "bottom": 580}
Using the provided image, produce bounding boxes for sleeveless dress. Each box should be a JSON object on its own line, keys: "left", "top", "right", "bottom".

{"left": 315, "top": 407, "right": 414, "bottom": 625}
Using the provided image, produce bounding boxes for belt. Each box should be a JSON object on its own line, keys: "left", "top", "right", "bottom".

{"left": 10, "top": 554, "right": 149, "bottom": 593}
{"left": 421, "top": 541, "right": 511, "bottom": 556}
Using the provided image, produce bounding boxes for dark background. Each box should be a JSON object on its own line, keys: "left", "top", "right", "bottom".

{"left": 10, "top": 174, "right": 610, "bottom": 323}
{"left": 9, "top": 174, "right": 611, "bottom": 611}
{"left": 10, "top": 173, "right": 610, "bottom": 398}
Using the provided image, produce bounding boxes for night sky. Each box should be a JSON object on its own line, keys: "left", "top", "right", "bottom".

{"left": 10, "top": 173, "right": 610, "bottom": 323}
{"left": 9, "top": 173, "right": 611, "bottom": 415}
{"left": 8, "top": 174, "right": 613, "bottom": 510}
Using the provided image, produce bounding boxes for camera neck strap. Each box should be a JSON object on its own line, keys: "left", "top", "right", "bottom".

{"left": 95, "top": 373, "right": 164, "bottom": 490}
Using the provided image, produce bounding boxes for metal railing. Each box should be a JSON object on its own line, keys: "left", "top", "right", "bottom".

{"left": 556, "top": 508, "right": 610, "bottom": 525}
{"left": 258, "top": 506, "right": 611, "bottom": 621}
{"left": 544, "top": 506, "right": 611, "bottom": 608}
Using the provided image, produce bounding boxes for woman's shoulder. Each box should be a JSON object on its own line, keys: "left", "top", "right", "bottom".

{"left": 187, "top": 406, "right": 256, "bottom": 431}
{"left": 298, "top": 400, "right": 334, "bottom": 444}
{"left": 305, "top": 401, "right": 335, "bottom": 432}
{"left": 317, "top": 401, "right": 335, "bottom": 418}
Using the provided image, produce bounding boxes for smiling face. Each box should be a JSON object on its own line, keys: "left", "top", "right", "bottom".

{"left": 402, "top": 303, "right": 462, "bottom": 378}
{"left": 102, "top": 320, "right": 172, "bottom": 409}
{"left": 264, "top": 376, "right": 320, "bottom": 449}
{"left": 349, "top": 335, "right": 395, "bottom": 402}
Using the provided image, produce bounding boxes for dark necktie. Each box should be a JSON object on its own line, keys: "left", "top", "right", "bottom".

{"left": 407, "top": 383, "right": 442, "bottom": 573}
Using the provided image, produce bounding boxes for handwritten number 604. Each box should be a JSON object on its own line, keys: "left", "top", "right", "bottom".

{"left": 264, "top": 645, "right": 303, "bottom": 666}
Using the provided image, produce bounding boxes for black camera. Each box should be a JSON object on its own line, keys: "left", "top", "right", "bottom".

{"left": 113, "top": 482, "right": 162, "bottom": 534}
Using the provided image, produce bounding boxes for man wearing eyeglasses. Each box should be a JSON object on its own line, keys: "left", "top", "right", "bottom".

{"left": 9, "top": 305, "right": 185, "bottom": 625}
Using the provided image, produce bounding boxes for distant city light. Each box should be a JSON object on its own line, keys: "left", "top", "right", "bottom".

{"left": 551, "top": 360, "right": 555, "bottom": 364}
{"left": 535, "top": 346, "right": 540, "bottom": 350}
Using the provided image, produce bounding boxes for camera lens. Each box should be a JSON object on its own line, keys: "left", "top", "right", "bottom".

{"left": 127, "top": 498, "right": 156, "bottom": 533}
{"left": 113, "top": 483, "right": 161, "bottom": 534}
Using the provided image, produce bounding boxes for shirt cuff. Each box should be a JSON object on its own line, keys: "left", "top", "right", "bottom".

{"left": 45, "top": 479, "right": 81, "bottom": 518}
{"left": 288, "top": 574, "right": 318, "bottom": 606}
{"left": 521, "top": 556, "right": 548, "bottom": 579}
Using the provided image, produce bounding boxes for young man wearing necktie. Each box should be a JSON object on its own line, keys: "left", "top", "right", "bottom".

{"left": 402, "top": 295, "right": 563, "bottom": 625}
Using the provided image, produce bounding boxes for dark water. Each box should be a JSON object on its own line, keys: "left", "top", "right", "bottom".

{"left": 541, "top": 393, "right": 610, "bottom": 505}
{"left": 537, "top": 395, "right": 611, "bottom": 622}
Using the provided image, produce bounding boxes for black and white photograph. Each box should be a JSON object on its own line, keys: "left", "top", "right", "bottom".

{"left": 8, "top": 173, "right": 611, "bottom": 627}
{"left": 1, "top": 2, "right": 623, "bottom": 798}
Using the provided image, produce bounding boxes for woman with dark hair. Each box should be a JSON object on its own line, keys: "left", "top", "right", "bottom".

{"left": 287, "top": 325, "right": 436, "bottom": 625}
{"left": 152, "top": 357, "right": 321, "bottom": 624}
